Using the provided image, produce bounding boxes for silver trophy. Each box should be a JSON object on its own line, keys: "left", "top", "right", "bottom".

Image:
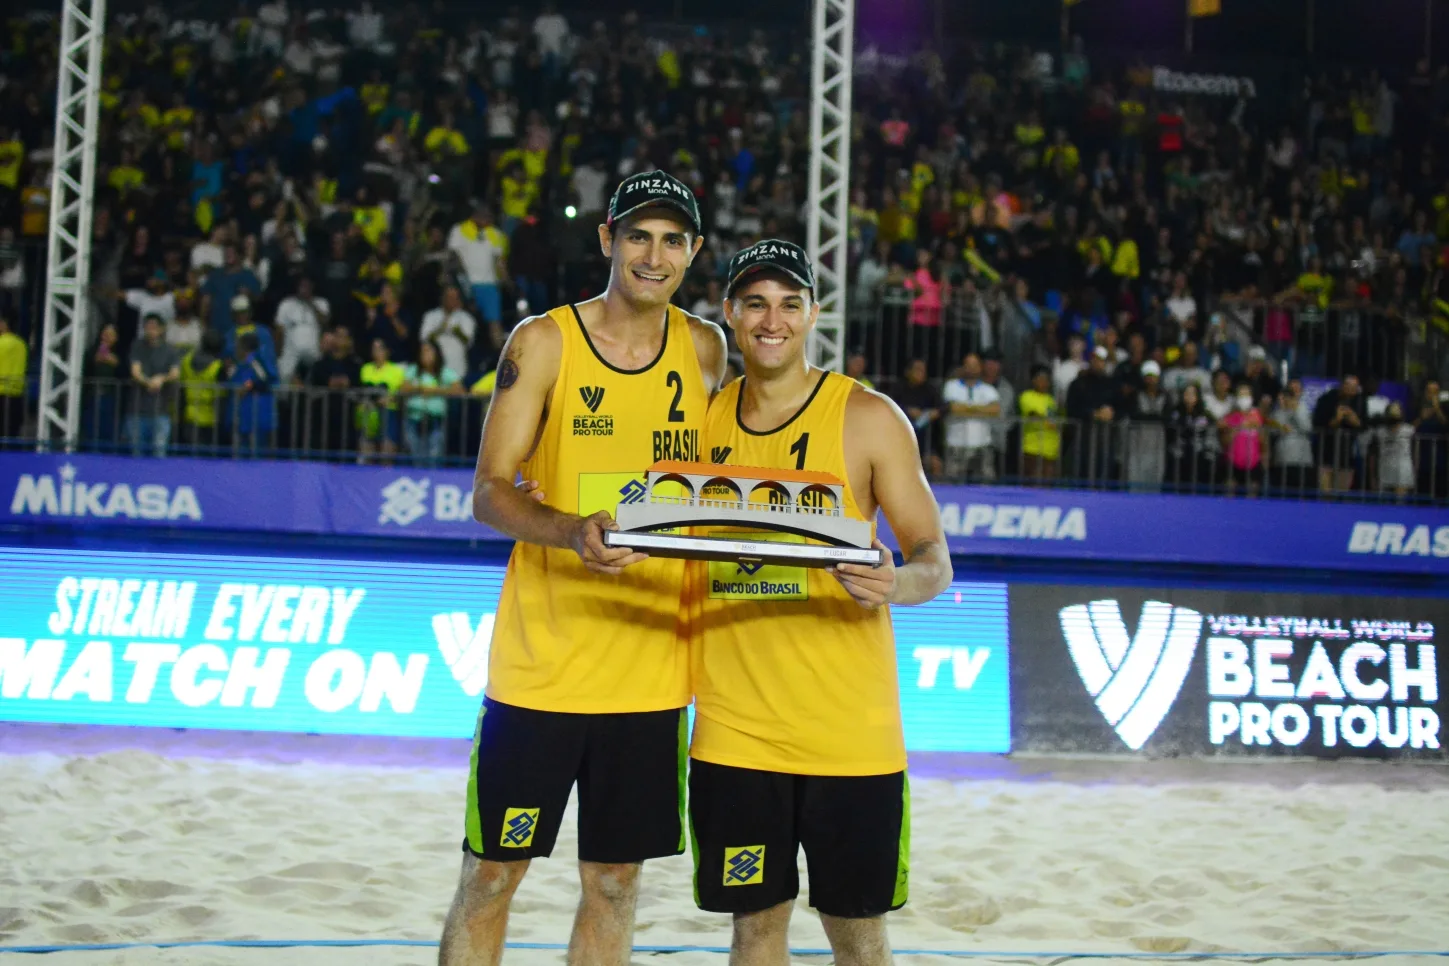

{"left": 602, "top": 461, "right": 886, "bottom": 568}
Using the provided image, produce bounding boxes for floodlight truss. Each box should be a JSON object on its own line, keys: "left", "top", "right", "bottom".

{"left": 38, "top": 0, "right": 106, "bottom": 450}
{"left": 805, "top": 0, "right": 854, "bottom": 373}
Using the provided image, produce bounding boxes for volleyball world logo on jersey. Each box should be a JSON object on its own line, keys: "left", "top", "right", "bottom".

{"left": 1058, "top": 599, "right": 1204, "bottom": 751}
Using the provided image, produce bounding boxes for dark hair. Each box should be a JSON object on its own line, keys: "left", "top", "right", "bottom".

{"left": 237, "top": 332, "right": 260, "bottom": 354}
{"left": 1031, "top": 364, "right": 1051, "bottom": 380}
{"left": 419, "top": 339, "right": 444, "bottom": 376}
{"left": 201, "top": 330, "right": 224, "bottom": 355}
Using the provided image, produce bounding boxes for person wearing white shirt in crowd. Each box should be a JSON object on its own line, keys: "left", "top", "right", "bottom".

{"left": 347, "top": 2, "right": 384, "bottom": 51}
{"left": 447, "top": 203, "right": 509, "bottom": 326}
{"left": 1164, "top": 271, "right": 1198, "bottom": 342}
{"left": 533, "top": 3, "right": 570, "bottom": 70}
{"left": 190, "top": 228, "right": 227, "bottom": 276}
{"left": 941, "top": 351, "right": 1002, "bottom": 480}
{"left": 571, "top": 162, "right": 608, "bottom": 218}
{"left": 254, "top": 0, "right": 287, "bottom": 56}
{"left": 166, "top": 291, "right": 204, "bottom": 352}
{"left": 121, "top": 270, "right": 177, "bottom": 326}
{"left": 1161, "top": 340, "right": 1212, "bottom": 403}
{"left": 1053, "top": 333, "right": 1088, "bottom": 407}
{"left": 419, "top": 285, "right": 476, "bottom": 378}
{"left": 1096, "top": 326, "right": 1128, "bottom": 376}
{"left": 1202, "top": 369, "right": 1235, "bottom": 422}
{"left": 275, "top": 277, "right": 331, "bottom": 382}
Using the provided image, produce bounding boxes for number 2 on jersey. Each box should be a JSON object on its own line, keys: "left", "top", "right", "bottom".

{"left": 665, "top": 370, "right": 684, "bottom": 423}
{"left": 789, "top": 432, "right": 809, "bottom": 470}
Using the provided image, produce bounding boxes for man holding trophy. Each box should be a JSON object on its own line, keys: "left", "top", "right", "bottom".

{"left": 682, "top": 240, "right": 953, "bottom": 966}
{"left": 441, "top": 171, "right": 727, "bottom": 966}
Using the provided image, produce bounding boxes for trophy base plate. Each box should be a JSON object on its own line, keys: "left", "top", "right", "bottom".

{"left": 603, "top": 531, "right": 884, "bottom": 568}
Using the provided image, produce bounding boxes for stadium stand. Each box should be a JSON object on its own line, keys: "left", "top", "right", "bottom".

{"left": 0, "top": 3, "right": 1445, "bottom": 500}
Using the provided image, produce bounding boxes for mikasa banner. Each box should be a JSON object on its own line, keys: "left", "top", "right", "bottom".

{"left": 1009, "top": 586, "right": 1448, "bottom": 761}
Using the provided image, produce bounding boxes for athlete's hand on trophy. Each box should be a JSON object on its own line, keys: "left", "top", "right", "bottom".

{"left": 831, "top": 539, "right": 895, "bottom": 609}
{"left": 571, "top": 510, "right": 648, "bottom": 575}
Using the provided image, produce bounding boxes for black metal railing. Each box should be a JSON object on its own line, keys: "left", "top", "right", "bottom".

{"left": 905, "top": 413, "right": 1448, "bottom": 503}
{"left": 0, "top": 377, "right": 490, "bottom": 468}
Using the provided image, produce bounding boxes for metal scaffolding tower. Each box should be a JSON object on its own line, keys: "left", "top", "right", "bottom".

{"left": 805, "top": 0, "right": 854, "bottom": 373}
{"left": 37, "top": 0, "right": 107, "bottom": 450}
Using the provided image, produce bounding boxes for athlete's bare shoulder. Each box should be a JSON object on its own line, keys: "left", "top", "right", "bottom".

{"left": 503, "top": 311, "right": 564, "bottom": 357}
{"left": 679, "top": 307, "right": 729, "bottom": 392}
{"left": 845, "top": 381, "right": 909, "bottom": 426}
{"left": 495, "top": 311, "right": 564, "bottom": 390}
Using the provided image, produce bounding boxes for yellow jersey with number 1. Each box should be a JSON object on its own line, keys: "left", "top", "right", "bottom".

{"left": 488, "top": 304, "right": 706, "bottom": 713}
{"left": 688, "top": 370, "right": 905, "bottom": 776}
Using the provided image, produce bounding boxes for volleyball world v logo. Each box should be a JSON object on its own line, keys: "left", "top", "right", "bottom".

{"left": 432, "top": 612, "right": 493, "bottom": 697}
{"left": 1058, "top": 600, "right": 1204, "bottom": 750}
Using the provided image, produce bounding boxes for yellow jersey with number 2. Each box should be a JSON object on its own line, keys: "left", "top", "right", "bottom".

{"left": 488, "top": 304, "right": 706, "bottom": 713}
{"left": 688, "top": 370, "right": 905, "bottom": 776}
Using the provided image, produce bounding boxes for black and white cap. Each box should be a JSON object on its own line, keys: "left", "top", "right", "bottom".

{"left": 725, "top": 239, "right": 816, "bottom": 298}
{"left": 606, "top": 170, "right": 702, "bottom": 235}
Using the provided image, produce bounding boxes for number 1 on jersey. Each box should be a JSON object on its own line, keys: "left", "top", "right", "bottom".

{"left": 789, "top": 432, "right": 809, "bottom": 470}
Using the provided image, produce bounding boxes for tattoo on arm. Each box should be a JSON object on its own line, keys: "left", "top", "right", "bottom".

{"left": 496, "top": 355, "right": 519, "bottom": 390}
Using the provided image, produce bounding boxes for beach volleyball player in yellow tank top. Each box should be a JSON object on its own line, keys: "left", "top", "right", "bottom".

{"left": 438, "top": 171, "right": 727, "bottom": 966}
{"left": 686, "top": 240, "right": 952, "bottom": 965}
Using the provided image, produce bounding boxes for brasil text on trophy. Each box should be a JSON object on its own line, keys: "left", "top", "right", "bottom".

{"left": 601, "top": 460, "right": 886, "bottom": 568}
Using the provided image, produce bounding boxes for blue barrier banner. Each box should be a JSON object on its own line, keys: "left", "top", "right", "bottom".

{"left": 2, "top": 454, "right": 1445, "bottom": 574}
{"left": 0, "top": 546, "right": 1012, "bottom": 751}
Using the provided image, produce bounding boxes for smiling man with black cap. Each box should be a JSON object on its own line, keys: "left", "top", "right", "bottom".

{"left": 440, "top": 170, "right": 727, "bottom": 965}
{"left": 684, "top": 239, "right": 952, "bottom": 965}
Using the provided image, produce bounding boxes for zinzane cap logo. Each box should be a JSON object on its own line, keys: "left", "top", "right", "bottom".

{"left": 726, "top": 239, "right": 815, "bottom": 297}
{"left": 607, "top": 170, "right": 701, "bottom": 234}
{"left": 1059, "top": 600, "right": 1203, "bottom": 750}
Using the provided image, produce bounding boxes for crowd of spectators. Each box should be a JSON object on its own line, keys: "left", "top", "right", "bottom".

{"left": 0, "top": 3, "right": 1445, "bottom": 496}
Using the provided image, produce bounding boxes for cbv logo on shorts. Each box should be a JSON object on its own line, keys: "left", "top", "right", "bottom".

{"left": 501, "top": 807, "right": 539, "bottom": 848}
{"left": 724, "top": 845, "right": 764, "bottom": 886}
{"left": 1059, "top": 600, "right": 1204, "bottom": 751}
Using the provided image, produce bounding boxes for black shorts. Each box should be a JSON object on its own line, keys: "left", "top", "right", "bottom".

{"left": 688, "top": 759, "right": 909, "bottom": 919}
{"left": 461, "top": 697, "right": 687, "bottom": 864}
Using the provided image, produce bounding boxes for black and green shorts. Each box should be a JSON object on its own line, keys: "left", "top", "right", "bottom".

{"left": 688, "top": 758, "right": 910, "bottom": 919}
{"left": 461, "top": 697, "right": 688, "bottom": 864}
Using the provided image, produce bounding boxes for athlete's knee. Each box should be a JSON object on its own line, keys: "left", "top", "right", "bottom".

{"left": 819, "top": 913, "right": 891, "bottom": 966}
{"left": 732, "top": 900, "right": 793, "bottom": 947}
{"left": 578, "top": 861, "right": 642, "bottom": 906}
{"left": 459, "top": 853, "right": 530, "bottom": 906}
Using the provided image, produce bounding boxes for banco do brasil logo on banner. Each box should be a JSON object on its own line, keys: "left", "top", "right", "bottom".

{"left": 1059, "top": 599, "right": 1203, "bottom": 750}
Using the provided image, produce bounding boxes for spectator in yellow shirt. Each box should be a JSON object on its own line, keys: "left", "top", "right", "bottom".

{"left": 161, "top": 93, "right": 194, "bottom": 151}
{"left": 361, "top": 70, "right": 391, "bottom": 116}
{"left": 424, "top": 118, "right": 470, "bottom": 160}
{"left": 1018, "top": 365, "right": 1061, "bottom": 480}
{"left": 1044, "top": 128, "right": 1080, "bottom": 180}
{"left": 352, "top": 186, "right": 390, "bottom": 248}
{"left": 0, "top": 127, "right": 22, "bottom": 191}
{"left": 107, "top": 147, "right": 146, "bottom": 197}
{"left": 499, "top": 160, "right": 538, "bottom": 235}
{"left": 0, "top": 312, "right": 28, "bottom": 441}
{"left": 1291, "top": 256, "right": 1334, "bottom": 309}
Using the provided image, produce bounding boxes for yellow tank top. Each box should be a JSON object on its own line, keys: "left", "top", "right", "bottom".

{"left": 688, "top": 370, "right": 905, "bottom": 776}
{"left": 488, "top": 304, "right": 707, "bottom": 713}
